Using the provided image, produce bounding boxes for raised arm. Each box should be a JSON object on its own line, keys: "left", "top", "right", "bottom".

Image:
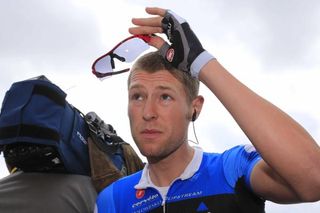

{"left": 129, "top": 7, "right": 320, "bottom": 203}
{"left": 199, "top": 59, "right": 320, "bottom": 203}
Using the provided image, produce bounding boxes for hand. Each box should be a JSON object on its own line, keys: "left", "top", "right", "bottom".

{"left": 129, "top": 7, "right": 215, "bottom": 78}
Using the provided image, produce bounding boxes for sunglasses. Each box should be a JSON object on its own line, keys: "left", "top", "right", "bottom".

{"left": 92, "top": 34, "right": 151, "bottom": 78}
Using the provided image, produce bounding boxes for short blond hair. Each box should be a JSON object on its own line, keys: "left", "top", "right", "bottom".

{"left": 128, "top": 51, "right": 199, "bottom": 104}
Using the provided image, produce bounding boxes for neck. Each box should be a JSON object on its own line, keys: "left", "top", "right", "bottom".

{"left": 147, "top": 143, "right": 194, "bottom": 187}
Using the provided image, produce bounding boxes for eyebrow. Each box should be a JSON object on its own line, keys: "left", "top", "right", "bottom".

{"left": 157, "top": 85, "right": 174, "bottom": 91}
{"left": 129, "top": 84, "right": 176, "bottom": 92}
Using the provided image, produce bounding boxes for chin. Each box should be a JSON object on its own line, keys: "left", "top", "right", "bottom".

{"left": 139, "top": 148, "right": 157, "bottom": 158}
{"left": 141, "top": 148, "right": 173, "bottom": 163}
{"left": 139, "top": 147, "right": 161, "bottom": 159}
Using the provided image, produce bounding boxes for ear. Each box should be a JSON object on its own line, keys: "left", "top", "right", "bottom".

{"left": 192, "top": 109, "right": 197, "bottom": 122}
{"left": 191, "top": 95, "right": 204, "bottom": 121}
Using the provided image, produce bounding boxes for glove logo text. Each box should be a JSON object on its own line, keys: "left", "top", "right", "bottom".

{"left": 166, "top": 48, "right": 175, "bottom": 62}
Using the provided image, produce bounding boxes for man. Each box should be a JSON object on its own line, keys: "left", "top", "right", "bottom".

{"left": 0, "top": 76, "right": 97, "bottom": 213}
{"left": 0, "top": 167, "right": 97, "bottom": 213}
{"left": 95, "top": 7, "right": 320, "bottom": 212}
{"left": 0, "top": 76, "right": 143, "bottom": 213}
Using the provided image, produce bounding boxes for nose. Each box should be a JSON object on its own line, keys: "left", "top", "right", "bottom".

{"left": 143, "top": 99, "right": 158, "bottom": 121}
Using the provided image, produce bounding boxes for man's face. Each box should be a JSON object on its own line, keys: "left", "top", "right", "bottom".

{"left": 128, "top": 69, "right": 191, "bottom": 160}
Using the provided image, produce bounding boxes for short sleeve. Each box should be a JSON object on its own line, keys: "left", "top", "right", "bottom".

{"left": 222, "top": 145, "right": 262, "bottom": 190}
{"left": 95, "top": 184, "right": 116, "bottom": 213}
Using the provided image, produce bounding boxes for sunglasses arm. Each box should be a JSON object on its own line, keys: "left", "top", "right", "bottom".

{"left": 110, "top": 53, "right": 126, "bottom": 69}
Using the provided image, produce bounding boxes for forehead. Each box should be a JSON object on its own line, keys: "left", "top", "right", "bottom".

{"left": 129, "top": 69, "right": 184, "bottom": 90}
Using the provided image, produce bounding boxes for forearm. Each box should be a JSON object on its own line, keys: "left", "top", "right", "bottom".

{"left": 199, "top": 59, "right": 320, "bottom": 200}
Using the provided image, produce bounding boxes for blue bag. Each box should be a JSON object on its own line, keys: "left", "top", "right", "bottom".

{"left": 0, "top": 76, "right": 90, "bottom": 175}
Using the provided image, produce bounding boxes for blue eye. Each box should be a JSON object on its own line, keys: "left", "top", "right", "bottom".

{"left": 161, "top": 94, "right": 172, "bottom": 101}
{"left": 131, "top": 93, "right": 143, "bottom": 101}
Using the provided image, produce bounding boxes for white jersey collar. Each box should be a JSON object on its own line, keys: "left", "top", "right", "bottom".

{"left": 135, "top": 147, "right": 203, "bottom": 189}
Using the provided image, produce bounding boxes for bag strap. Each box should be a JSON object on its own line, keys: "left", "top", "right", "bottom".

{"left": 84, "top": 112, "right": 144, "bottom": 192}
{"left": 87, "top": 136, "right": 123, "bottom": 193}
{"left": 0, "top": 124, "right": 60, "bottom": 141}
{"left": 122, "top": 143, "right": 144, "bottom": 174}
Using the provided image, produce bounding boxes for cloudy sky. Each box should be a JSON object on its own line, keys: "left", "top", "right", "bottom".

{"left": 0, "top": 0, "right": 319, "bottom": 211}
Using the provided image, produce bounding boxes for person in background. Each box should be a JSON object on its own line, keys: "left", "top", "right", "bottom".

{"left": 0, "top": 75, "right": 97, "bottom": 213}
{"left": 95, "top": 7, "right": 320, "bottom": 212}
{"left": 0, "top": 76, "right": 143, "bottom": 213}
{"left": 0, "top": 138, "right": 97, "bottom": 213}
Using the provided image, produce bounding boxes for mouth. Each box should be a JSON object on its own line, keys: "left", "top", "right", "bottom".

{"left": 140, "top": 129, "right": 162, "bottom": 139}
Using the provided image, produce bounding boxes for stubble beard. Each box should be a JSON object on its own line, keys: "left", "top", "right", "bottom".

{"left": 135, "top": 137, "right": 187, "bottom": 164}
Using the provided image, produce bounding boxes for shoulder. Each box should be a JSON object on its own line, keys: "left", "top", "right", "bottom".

{"left": 1, "top": 171, "right": 94, "bottom": 187}
{"left": 201, "top": 145, "right": 256, "bottom": 164}
{"left": 0, "top": 172, "right": 97, "bottom": 213}
{"left": 96, "top": 171, "right": 143, "bottom": 212}
{"left": 223, "top": 145, "right": 261, "bottom": 187}
{"left": 98, "top": 170, "right": 143, "bottom": 199}
{"left": 221, "top": 144, "right": 261, "bottom": 162}
{"left": 115, "top": 170, "right": 143, "bottom": 188}
{"left": 202, "top": 145, "right": 261, "bottom": 186}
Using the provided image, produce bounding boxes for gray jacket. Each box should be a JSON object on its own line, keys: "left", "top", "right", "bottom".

{"left": 0, "top": 171, "right": 97, "bottom": 213}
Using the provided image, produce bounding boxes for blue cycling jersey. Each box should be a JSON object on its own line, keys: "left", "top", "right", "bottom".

{"left": 96, "top": 145, "right": 265, "bottom": 213}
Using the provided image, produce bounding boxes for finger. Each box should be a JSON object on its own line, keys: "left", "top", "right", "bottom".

{"left": 148, "top": 35, "right": 166, "bottom": 49}
{"left": 145, "top": 7, "right": 167, "bottom": 17}
{"left": 129, "top": 26, "right": 163, "bottom": 35}
{"left": 131, "top": 17, "right": 163, "bottom": 27}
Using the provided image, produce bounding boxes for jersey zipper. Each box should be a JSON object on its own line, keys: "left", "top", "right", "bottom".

{"left": 162, "top": 197, "right": 166, "bottom": 213}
